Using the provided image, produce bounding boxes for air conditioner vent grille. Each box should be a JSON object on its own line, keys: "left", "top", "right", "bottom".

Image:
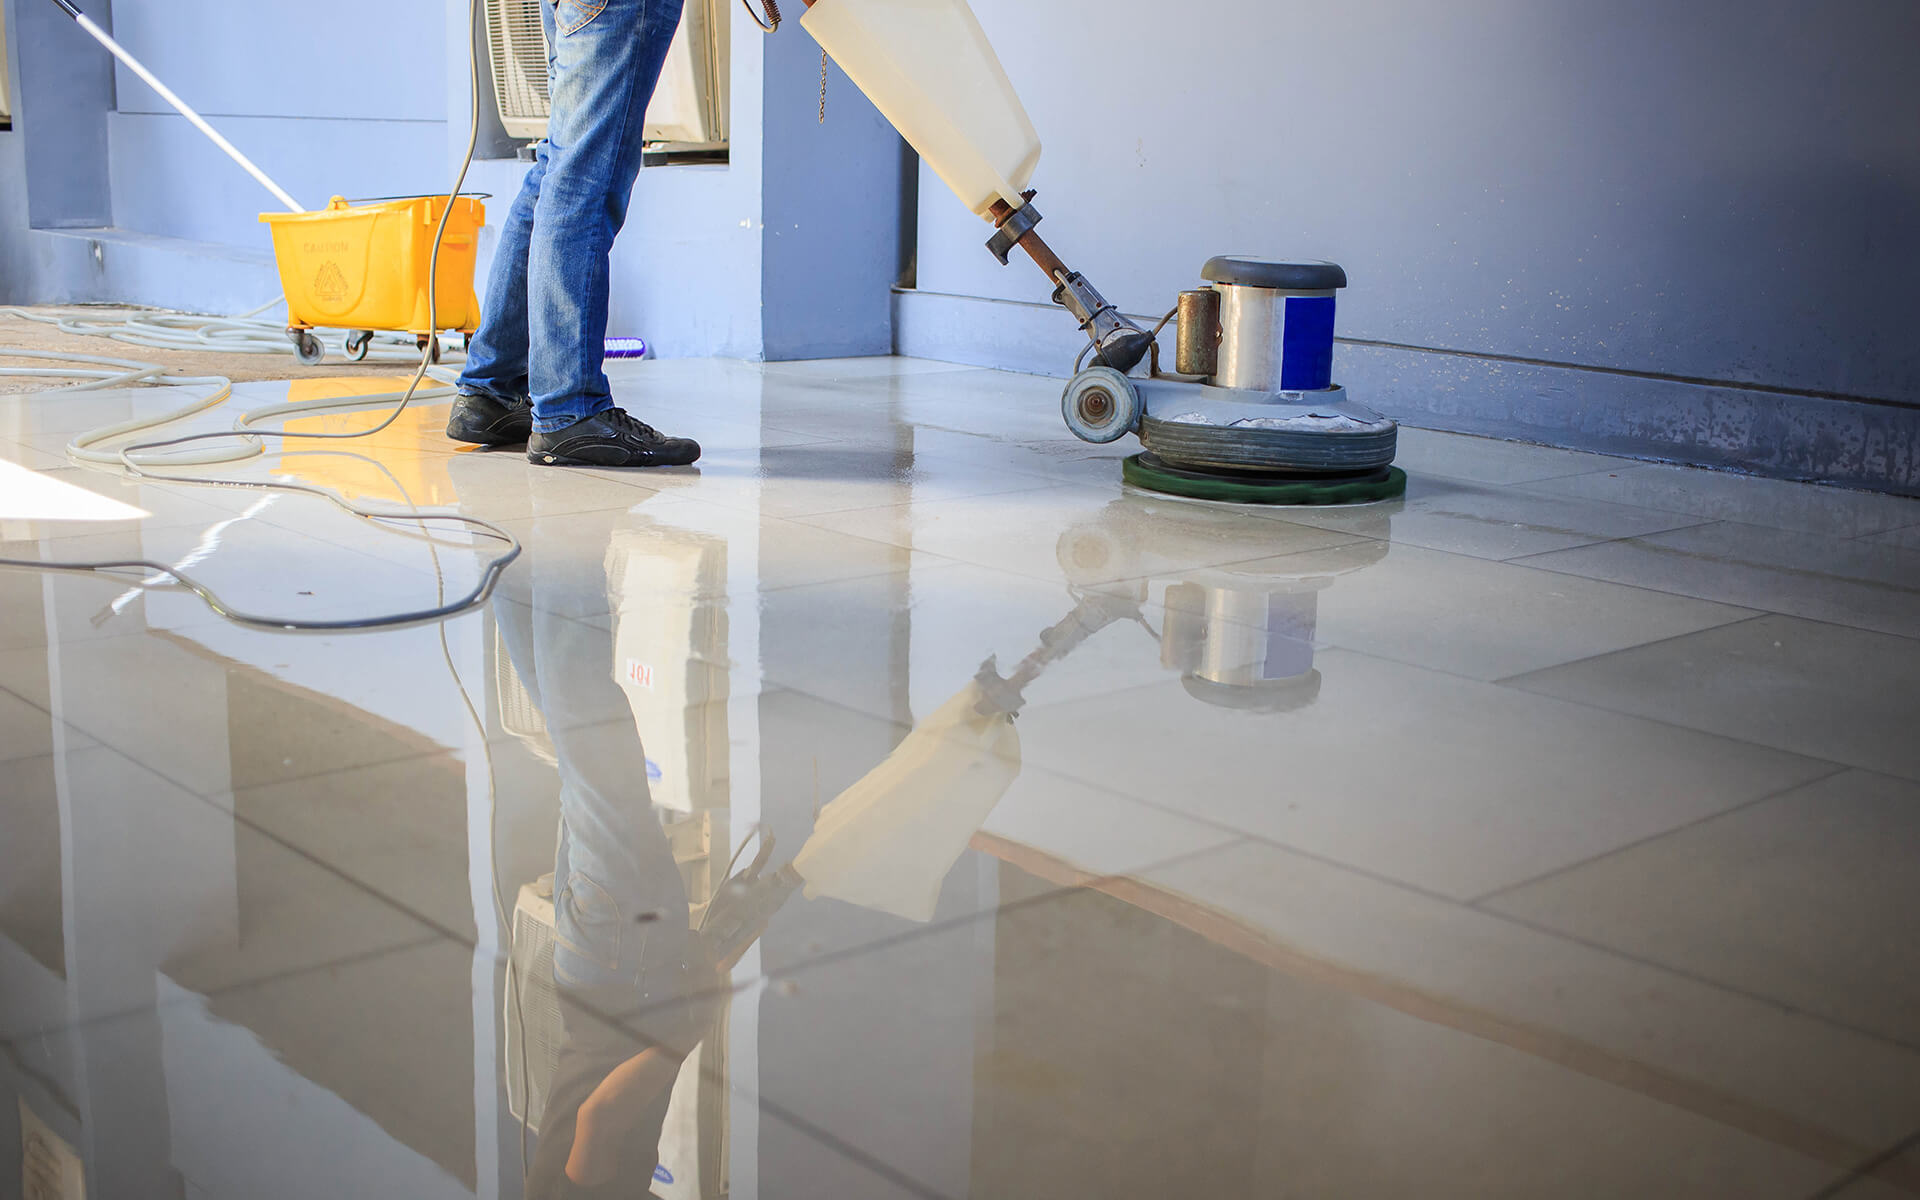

{"left": 482, "top": 0, "right": 728, "bottom": 148}
{"left": 505, "top": 882, "right": 562, "bottom": 1133}
{"left": 487, "top": 0, "right": 552, "bottom": 132}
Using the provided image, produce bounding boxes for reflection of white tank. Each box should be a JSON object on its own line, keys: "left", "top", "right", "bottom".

{"left": 791, "top": 680, "right": 1020, "bottom": 923}
{"left": 604, "top": 528, "right": 730, "bottom": 814}
{"left": 1057, "top": 496, "right": 1389, "bottom": 711}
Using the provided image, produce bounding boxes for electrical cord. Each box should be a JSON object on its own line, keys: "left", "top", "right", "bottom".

{"left": 0, "top": 0, "right": 518, "bottom": 631}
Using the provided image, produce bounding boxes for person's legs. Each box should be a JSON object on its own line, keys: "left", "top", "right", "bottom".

{"left": 446, "top": 0, "right": 555, "bottom": 446}
{"left": 446, "top": 153, "right": 546, "bottom": 445}
{"left": 458, "top": 154, "right": 545, "bottom": 407}
{"left": 522, "top": 0, "right": 701, "bottom": 468}
{"left": 527, "top": 0, "right": 681, "bottom": 431}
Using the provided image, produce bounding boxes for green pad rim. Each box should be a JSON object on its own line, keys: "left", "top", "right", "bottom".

{"left": 1122, "top": 455, "right": 1407, "bottom": 506}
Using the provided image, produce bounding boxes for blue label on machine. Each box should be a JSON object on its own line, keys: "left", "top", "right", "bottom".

{"left": 1280, "top": 295, "right": 1336, "bottom": 391}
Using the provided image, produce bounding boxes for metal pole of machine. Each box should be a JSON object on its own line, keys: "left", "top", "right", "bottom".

{"left": 42, "top": 0, "right": 307, "bottom": 212}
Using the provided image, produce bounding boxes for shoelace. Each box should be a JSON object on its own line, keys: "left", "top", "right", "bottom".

{"left": 606, "top": 409, "right": 665, "bottom": 442}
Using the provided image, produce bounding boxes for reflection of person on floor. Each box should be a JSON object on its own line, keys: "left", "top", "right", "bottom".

{"left": 489, "top": 507, "right": 792, "bottom": 1197}
{"left": 493, "top": 514, "right": 709, "bottom": 1197}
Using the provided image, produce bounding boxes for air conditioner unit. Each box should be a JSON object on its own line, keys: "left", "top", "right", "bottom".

{"left": 483, "top": 0, "right": 730, "bottom": 151}
{"left": 504, "top": 875, "right": 562, "bottom": 1133}
{"left": 0, "top": 0, "right": 13, "bottom": 127}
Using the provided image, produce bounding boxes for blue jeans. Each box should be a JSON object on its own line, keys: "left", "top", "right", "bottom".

{"left": 459, "top": 0, "right": 686, "bottom": 433}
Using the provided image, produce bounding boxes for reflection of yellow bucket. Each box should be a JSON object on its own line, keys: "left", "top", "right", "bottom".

{"left": 268, "top": 377, "right": 460, "bottom": 502}
{"left": 260, "top": 195, "right": 484, "bottom": 335}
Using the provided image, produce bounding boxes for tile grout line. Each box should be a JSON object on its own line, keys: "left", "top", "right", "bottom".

{"left": 787, "top": 510, "right": 1390, "bottom": 590}
{"left": 1486, "top": 611, "right": 1777, "bottom": 688}
{"left": 176, "top": 695, "right": 1246, "bottom": 1095}
{"left": 1156, "top": 822, "right": 1920, "bottom": 1062}
{"left": 1692, "top": 512, "right": 1920, "bottom": 544}
{"left": 1136, "top": 523, "right": 1775, "bottom": 641}
{"left": 1504, "top": 540, "right": 1920, "bottom": 649}
{"left": 12, "top": 739, "right": 488, "bottom": 956}
{"left": 1493, "top": 648, "right": 1920, "bottom": 785}
{"left": 1803, "top": 1125, "right": 1920, "bottom": 1200}
{"left": 1845, "top": 518, "right": 1920, "bottom": 543}
{"left": 1208, "top": 817, "right": 1920, "bottom": 1060}
{"left": 764, "top": 629, "right": 1878, "bottom": 851}
{"left": 0, "top": 933, "right": 447, "bottom": 1051}
{"left": 752, "top": 675, "right": 1912, "bottom": 1049}
{"left": 1463, "top": 763, "right": 1855, "bottom": 907}
{"left": 62, "top": 704, "right": 469, "bottom": 809}
{"left": 608, "top": 839, "right": 1256, "bottom": 1200}
{"left": 765, "top": 683, "right": 1920, "bottom": 1057}
{"left": 611, "top": 836, "right": 1242, "bottom": 1033}
{"left": 962, "top": 826, "right": 1920, "bottom": 1180}
{"left": 1003, "top": 521, "right": 1782, "bottom": 673}
{"left": 1478, "top": 905, "right": 1920, "bottom": 1059}
{"left": 1509, "top": 523, "right": 1920, "bottom": 595}
{"left": 1485, "top": 516, "right": 1724, "bottom": 563}
{"left": 751, "top": 478, "right": 1087, "bottom": 522}
{"left": 1503, "top": 477, "right": 1920, "bottom": 540}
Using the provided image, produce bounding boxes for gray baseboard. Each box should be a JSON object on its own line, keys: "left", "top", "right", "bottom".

{"left": 892, "top": 288, "right": 1920, "bottom": 496}
{"left": 4, "top": 227, "right": 281, "bottom": 316}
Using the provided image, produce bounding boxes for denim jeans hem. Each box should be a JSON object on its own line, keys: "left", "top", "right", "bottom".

{"left": 531, "top": 394, "right": 615, "bottom": 434}
{"left": 454, "top": 380, "right": 527, "bottom": 405}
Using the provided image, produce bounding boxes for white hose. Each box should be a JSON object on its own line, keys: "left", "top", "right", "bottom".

{"left": 0, "top": 0, "right": 517, "bottom": 632}
{"left": 0, "top": 314, "right": 460, "bottom": 466}
{"left": 2, "top": 305, "right": 449, "bottom": 363}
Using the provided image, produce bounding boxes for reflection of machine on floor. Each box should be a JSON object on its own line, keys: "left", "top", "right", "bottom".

{"left": 969, "top": 498, "right": 1387, "bottom": 715}
{"left": 1052, "top": 497, "right": 1388, "bottom": 710}
{"left": 801, "top": 0, "right": 1404, "bottom": 504}
{"left": 791, "top": 500, "right": 1391, "bottom": 923}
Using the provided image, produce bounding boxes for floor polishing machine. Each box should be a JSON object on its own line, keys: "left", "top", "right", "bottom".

{"left": 802, "top": 0, "right": 1405, "bottom": 504}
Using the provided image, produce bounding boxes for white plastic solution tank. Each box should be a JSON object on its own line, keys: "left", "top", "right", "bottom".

{"left": 800, "top": 0, "right": 1041, "bottom": 217}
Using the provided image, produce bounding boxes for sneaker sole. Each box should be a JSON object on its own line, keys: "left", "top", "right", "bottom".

{"left": 528, "top": 449, "right": 699, "bottom": 468}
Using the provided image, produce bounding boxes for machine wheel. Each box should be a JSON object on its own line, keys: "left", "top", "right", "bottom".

{"left": 344, "top": 330, "right": 374, "bottom": 362}
{"left": 416, "top": 334, "right": 443, "bottom": 364}
{"left": 289, "top": 328, "right": 324, "bottom": 365}
{"left": 1061, "top": 366, "right": 1140, "bottom": 444}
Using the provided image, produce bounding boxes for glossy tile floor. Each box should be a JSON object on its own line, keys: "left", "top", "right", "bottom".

{"left": 3, "top": 357, "right": 1919, "bottom": 1199}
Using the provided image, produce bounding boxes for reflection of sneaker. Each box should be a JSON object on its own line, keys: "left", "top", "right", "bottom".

{"left": 446, "top": 390, "right": 533, "bottom": 445}
{"left": 528, "top": 408, "right": 701, "bottom": 468}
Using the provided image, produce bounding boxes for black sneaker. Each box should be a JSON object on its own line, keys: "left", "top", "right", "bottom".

{"left": 527, "top": 407, "right": 701, "bottom": 468}
{"left": 446, "top": 390, "right": 533, "bottom": 446}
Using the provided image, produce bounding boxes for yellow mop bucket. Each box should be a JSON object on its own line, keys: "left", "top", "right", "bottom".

{"left": 260, "top": 194, "right": 485, "bottom": 362}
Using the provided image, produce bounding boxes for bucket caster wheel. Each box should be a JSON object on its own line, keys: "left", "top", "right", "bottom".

{"left": 344, "top": 330, "right": 373, "bottom": 361}
{"left": 288, "top": 328, "right": 324, "bottom": 365}
{"left": 1061, "top": 366, "right": 1140, "bottom": 444}
{"left": 416, "top": 334, "right": 442, "bottom": 364}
